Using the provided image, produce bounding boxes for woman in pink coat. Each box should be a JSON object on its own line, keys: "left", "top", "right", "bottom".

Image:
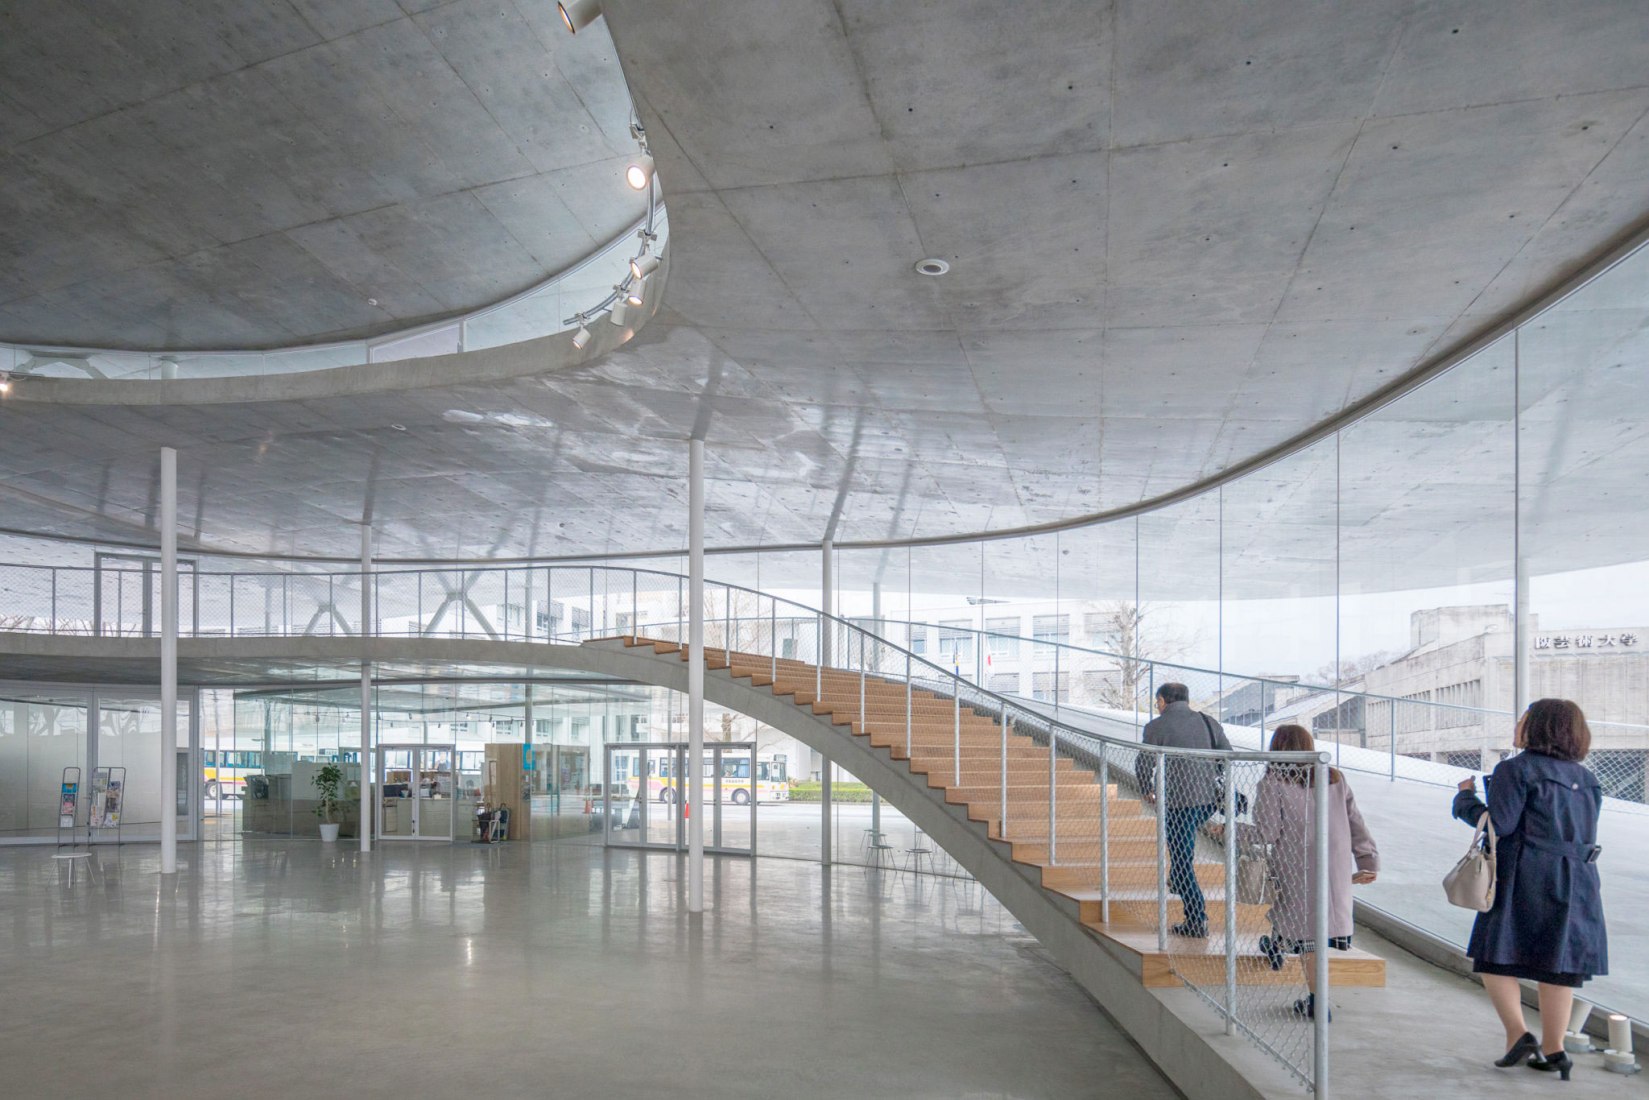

{"left": 1230, "top": 724, "right": 1379, "bottom": 1020}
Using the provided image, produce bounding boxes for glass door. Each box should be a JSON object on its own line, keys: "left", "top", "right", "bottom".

{"left": 92, "top": 693, "right": 194, "bottom": 843}
{"left": 377, "top": 744, "right": 455, "bottom": 842}
{"left": 605, "top": 742, "right": 753, "bottom": 856}
{"left": 378, "top": 745, "right": 416, "bottom": 838}
{"left": 417, "top": 747, "right": 454, "bottom": 840}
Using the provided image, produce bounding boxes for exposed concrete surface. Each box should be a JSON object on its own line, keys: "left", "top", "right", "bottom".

{"left": 4, "top": 3, "right": 1649, "bottom": 565}
{"left": 0, "top": 839, "right": 1181, "bottom": 1099}
{"left": 0, "top": 0, "right": 645, "bottom": 348}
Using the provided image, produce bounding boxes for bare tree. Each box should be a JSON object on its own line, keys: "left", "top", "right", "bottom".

{"left": 1083, "top": 601, "right": 1198, "bottom": 710}
{"left": 1311, "top": 651, "right": 1397, "bottom": 687}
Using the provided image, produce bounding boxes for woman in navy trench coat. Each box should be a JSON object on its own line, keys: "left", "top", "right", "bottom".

{"left": 1452, "top": 698, "right": 1607, "bottom": 1080}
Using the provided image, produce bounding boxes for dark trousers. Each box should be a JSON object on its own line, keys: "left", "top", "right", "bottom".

{"left": 1165, "top": 803, "right": 1216, "bottom": 928}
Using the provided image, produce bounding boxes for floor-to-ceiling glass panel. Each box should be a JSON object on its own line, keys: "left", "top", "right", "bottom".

{"left": 95, "top": 695, "right": 189, "bottom": 832}
{"left": 1058, "top": 517, "right": 1143, "bottom": 719}
{"left": 1519, "top": 243, "right": 1649, "bottom": 804}
{"left": 1137, "top": 493, "right": 1222, "bottom": 703}
{"left": 1338, "top": 336, "right": 1516, "bottom": 779}
{"left": 0, "top": 690, "right": 89, "bottom": 839}
{"left": 1220, "top": 437, "right": 1340, "bottom": 744}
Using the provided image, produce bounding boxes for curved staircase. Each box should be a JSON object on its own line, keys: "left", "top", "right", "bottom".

{"left": 605, "top": 635, "right": 1385, "bottom": 994}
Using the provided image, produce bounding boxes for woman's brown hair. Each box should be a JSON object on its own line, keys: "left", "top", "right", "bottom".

{"left": 1267, "top": 723, "right": 1343, "bottom": 785}
{"left": 1520, "top": 698, "right": 1591, "bottom": 762}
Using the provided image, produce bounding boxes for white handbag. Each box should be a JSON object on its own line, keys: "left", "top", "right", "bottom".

{"left": 1237, "top": 845, "right": 1275, "bottom": 906}
{"left": 1443, "top": 812, "right": 1497, "bottom": 912}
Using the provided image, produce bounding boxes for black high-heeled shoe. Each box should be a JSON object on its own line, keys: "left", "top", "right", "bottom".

{"left": 1529, "top": 1051, "right": 1573, "bottom": 1081}
{"left": 1495, "top": 1032, "right": 1540, "bottom": 1068}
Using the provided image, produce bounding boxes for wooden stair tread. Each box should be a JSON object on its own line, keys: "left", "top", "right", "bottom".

{"left": 608, "top": 637, "right": 1388, "bottom": 996}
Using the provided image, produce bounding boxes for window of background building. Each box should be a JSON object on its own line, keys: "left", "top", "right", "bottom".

{"left": 1078, "top": 668, "right": 1119, "bottom": 702}
{"left": 988, "top": 672, "right": 1020, "bottom": 694}
{"left": 938, "top": 622, "right": 973, "bottom": 663}
{"left": 1031, "top": 671, "right": 1068, "bottom": 703}
{"left": 1032, "top": 614, "right": 1069, "bottom": 646}
{"left": 985, "top": 617, "right": 1019, "bottom": 657}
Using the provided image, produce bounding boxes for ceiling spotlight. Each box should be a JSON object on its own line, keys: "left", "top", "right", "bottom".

{"left": 629, "top": 252, "right": 660, "bottom": 281}
{"left": 623, "top": 280, "right": 645, "bottom": 307}
{"left": 558, "top": 0, "right": 602, "bottom": 34}
{"left": 0, "top": 374, "right": 11, "bottom": 396}
{"left": 915, "top": 257, "right": 951, "bottom": 276}
{"left": 572, "top": 316, "right": 592, "bottom": 349}
{"left": 609, "top": 292, "right": 630, "bottom": 326}
{"left": 625, "top": 153, "right": 655, "bottom": 191}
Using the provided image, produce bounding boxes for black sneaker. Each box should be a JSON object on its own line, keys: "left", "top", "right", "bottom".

{"left": 1293, "top": 994, "right": 1332, "bottom": 1022}
{"left": 1259, "top": 934, "right": 1285, "bottom": 971}
{"left": 1169, "top": 920, "right": 1208, "bottom": 938}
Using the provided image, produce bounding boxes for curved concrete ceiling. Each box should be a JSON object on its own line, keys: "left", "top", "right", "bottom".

{"left": 0, "top": 0, "right": 646, "bottom": 349}
{"left": 2, "top": 1, "right": 1648, "bottom": 568}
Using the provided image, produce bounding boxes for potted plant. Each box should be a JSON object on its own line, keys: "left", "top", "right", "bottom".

{"left": 313, "top": 763, "right": 346, "bottom": 842}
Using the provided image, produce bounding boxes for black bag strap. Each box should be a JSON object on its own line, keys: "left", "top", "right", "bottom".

{"left": 1200, "top": 711, "right": 1219, "bottom": 749}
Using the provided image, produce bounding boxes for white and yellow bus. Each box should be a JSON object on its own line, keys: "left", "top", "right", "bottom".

{"left": 203, "top": 749, "right": 263, "bottom": 799}
{"left": 648, "top": 754, "right": 790, "bottom": 805}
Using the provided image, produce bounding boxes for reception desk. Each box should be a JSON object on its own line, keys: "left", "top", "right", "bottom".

{"left": 380, "top": 795, "right": 454, "bottom": 839}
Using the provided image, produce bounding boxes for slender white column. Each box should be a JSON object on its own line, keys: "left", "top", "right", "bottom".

{"left": 870, "top": 580, "right": 880, "bottom": 840}
{"left": 688, "top": 439, "right": 705, "bottom": 912}
{"left": 360, "top": 523, "right": 373, "bottom": 853}
{"left": 820, "top": 538, "right": 833, "bottom": 866}
{"left": 159, "top": 447, "right": 178, "bottom": 875}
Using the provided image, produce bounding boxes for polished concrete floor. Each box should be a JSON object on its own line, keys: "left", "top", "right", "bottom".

{"left": 0, "top": 840, "right": 1178, "bottom": 1099}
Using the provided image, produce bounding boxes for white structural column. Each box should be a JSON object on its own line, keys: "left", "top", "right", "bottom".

{"left": 360, "top": 523, "right": 373, "bottom": 853}
{"left": 159, "top": 447, "right": 178, "bottom": 875}
{"left": 688, "top": 439, "right": 706, "bottom": 913}
{"left": 820, "top": 538, "right": 833, "bottom": 866}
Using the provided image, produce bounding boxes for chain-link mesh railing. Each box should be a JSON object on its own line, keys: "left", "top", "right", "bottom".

{"left": 0, "top": 558, "right": 1342, "bottom": 1087}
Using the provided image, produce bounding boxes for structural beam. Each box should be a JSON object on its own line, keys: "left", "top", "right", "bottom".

{"left": 688, "top": 438, "right": 705, "bottom": 912}
{"left": 159, "top": 447, "right": 178, "bottom": 874}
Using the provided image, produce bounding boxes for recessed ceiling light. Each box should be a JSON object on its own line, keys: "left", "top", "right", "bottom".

{"left": 915, "top": 258, "right": 950, "bottom": 276}
{"left": 389, "top": 423, "right": 407, "bottom": 431}
{"left": 367, "top": 298, "right": 379, "bottom": 306}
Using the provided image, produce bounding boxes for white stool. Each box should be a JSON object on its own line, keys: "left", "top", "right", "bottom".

{"left": 53, "top": 851, "right": 92, "bottom": 885}
{"left": 867, "top": 841, "right": 897, "bottom": 870}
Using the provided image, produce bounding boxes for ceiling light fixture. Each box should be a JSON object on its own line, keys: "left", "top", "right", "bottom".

{"left": 0, "top": 374, "right": 11, "bottom": 396}
{"left": 571, "top": 316, "right": 592, "bottom": 349}
{"left": 558, "top": 0, "right": 602, "bottom": 34}
{"left": 625, "top": 153, "right": 655, "bottom": 191}
{"left": 609, "top": 291, "right": 630, "bottom": 326}
{"left": 915, "top": 258, "right": 951, "bottom": 276}
{"left": 629, "top": 252, "right": 660, "bottom": 281}
{"left": 623, "top": 279, "right": 645, "bottom": 307}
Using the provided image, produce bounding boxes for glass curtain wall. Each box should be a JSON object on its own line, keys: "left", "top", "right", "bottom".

{"left": 813, "top": 242, "right": 1649, "bottom": 803}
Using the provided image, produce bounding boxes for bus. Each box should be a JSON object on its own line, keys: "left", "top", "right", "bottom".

{"left": 202, "top": 749, "right": 264, "bottom": 799}
{"left": 648, "top": 754, "right": 790, "bottom": 804}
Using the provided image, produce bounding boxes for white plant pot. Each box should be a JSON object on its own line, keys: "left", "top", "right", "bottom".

{"left": 319, "top": 822, "right": 341, "bottom": 842}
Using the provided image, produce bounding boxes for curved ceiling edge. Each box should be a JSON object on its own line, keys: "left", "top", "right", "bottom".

{"left": 2, "top": 255, "right": 667, "bottom": 408}
{"left": 1, "top": 213, "right": 1645, "bottom": 560}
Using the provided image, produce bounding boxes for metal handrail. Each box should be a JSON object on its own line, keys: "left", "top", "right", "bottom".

{"left": 0, "top": 555, "right": 1334, "bottom": 1087}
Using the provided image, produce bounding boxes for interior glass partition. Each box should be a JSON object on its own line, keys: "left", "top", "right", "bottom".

{"left": 603, "top": 741, "right": 755, "bottom": 856}
{"left": 0, "top": 691, "right": 89, "bottom": 839}
{"left": 0, "top": 686, "right": 194, "bottom": 844}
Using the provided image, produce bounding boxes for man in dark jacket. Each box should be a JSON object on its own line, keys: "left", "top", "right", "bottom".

{"left": 1136, "top": 682, "right": 1230, "bottom": 937}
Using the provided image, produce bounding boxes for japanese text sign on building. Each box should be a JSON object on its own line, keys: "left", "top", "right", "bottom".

{"left": 1535, "top": 631, "right": 1642, "bottom": 652}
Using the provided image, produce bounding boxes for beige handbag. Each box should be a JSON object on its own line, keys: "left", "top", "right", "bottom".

{"left": 1443, "top": 813, "right": 1497, "bottom": 912}
{"left": 1237, "top": 845, "right": 1275, "bottom": 906}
